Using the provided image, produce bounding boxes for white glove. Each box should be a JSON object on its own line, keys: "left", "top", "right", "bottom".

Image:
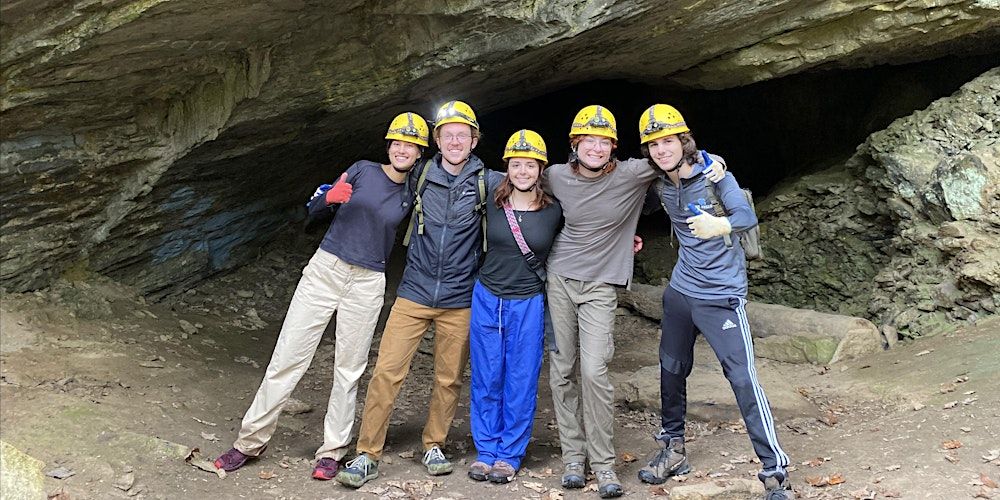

{"left": 686, "top": 212, "right": 732, "bottom": 239}
{"left": 705, "top": 161, "right": 725, "bottom": 183}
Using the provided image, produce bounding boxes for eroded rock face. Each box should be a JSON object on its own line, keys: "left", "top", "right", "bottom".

{"left": 752, "top": 67, "right": 1000, "bottom": 337}
{"left": 1, "top": 0, "right": 997, "bottom": 295}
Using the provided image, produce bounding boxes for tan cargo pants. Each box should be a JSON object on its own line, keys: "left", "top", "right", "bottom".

{"left": 546, "top": 272, "right": 619, "bottom": 471}
{"left": 233, "top": 248, "right": 385, "bottom": 460}
{"left": 355, "top": 297, "right": 472, "bottom": 459}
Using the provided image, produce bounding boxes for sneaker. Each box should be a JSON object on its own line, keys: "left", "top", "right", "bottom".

{"left": 761, "top": 471, "right": 795, "bottom": 500}
{"left": 468, "top": 461, "right": 491, "bottom": 481}
{"left": 638, "top": 434, "right": 691, "bottom": 484}
{"left": 311, "top": 457, "right": 340, "bottom": 480}
{"left": 487, "top": 460, "right": 516, "bottom": 484}
{"left": 561, "top": 462, "right": 586, "bottom": 489}
{"left": 335, "top": 454, "right": 379, "bottom": 488}
{"left": 422, "top": 446, "right": 453, "bottom": 476}
{"left": 595, "top": 469, "right": 624, "bottom": 498}
{"left": 214, "top": 448, "right": 254, "bottom": 472}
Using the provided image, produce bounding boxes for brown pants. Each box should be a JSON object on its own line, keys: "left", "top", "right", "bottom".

{"left": 355, "top": 297, "right": 472, "bottom": 459}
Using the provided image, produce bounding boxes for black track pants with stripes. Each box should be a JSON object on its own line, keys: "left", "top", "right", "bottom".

{"left": 658, "top": 285, "right": 790, "bottom": 473}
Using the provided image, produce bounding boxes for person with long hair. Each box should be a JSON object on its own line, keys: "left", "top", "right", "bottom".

{"left": 635, "top": 104, "right": 793, "bottom": 500}
{"left": 543, "top": 105, "right": 725, "bottom": 498}
{"left": 467, "top": 130, "right": 563, "bottom": 484}
{"left": 213, "top": 112, "right": 429, "bottom": 480}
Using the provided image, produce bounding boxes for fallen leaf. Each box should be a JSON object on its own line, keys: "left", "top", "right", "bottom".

{"left": 961, "top": 427, "right": 973, "bottom": 433}
{"left": 914, "top": 349, "right": 932, "bottom": 357}
{"left": 828, "top": 473, "right": 846, "bottom": 485}
{"left": 398, "top": 450, "right": 414, "bottom": 459}
{"left": 541, "top": 491, "right": 564, "bottom": 500}
{"left": 648, "top": 485, "right": 671, "bottom": 496}
{"left": 806, "top": 475, "right": 828, "bottom": 487}
{"left": 945, "top": 453, "right": 960, "bottom": 464}
{"left": 881, "top": 487, "right": 902, "bottom": 498}
{"left": 942, "top": 440, "right": 963, "bottom": 450}
{"left": 183, "top": 448, "right": 225, "bottom": 479}
{"left": 583, "top": 483, "right": 599, "bottom": 492}
{"left": 820, "top": 413, "right": 838, "bottom": 427}
{"left": 523, "top": 481, "right": 547, "bottom": 493}
{"left": 885, "top": 464, "right": 901, "bottom": 471}
{"left": 955, "top": 375, "right": 970, "bottom": 383}
{"left": 940, "top": 383, "right": 956, "bottom": 393}
{"left": 974, "top": 487, "right": 993, "bottom": 499}
{"left": 850, "top": 487, "right": 877, "bottom": 499}
{"left": 258, "top": 470, "right": 275, "bottom": 480}
{"left": 984, "top": 450, "right": 1000, "bottom": 462}
{"left": 943, "top": 401, "right": 958, "bottom": 409}
{"left": 913, "top": 402, "right": 925, "bottom": 411}
{"left": 804, "top": 458, "right": 825, "bottom": 467}
{"left": 672, "top": 474, "right": 689, "bottom": 482}
{"left": 620, "top": 452, "right": 638, "bottom": 463}
{"left": 983, "top": 473, "right": 999, "bottom": 489}
{"left": 200, "top": 432, "right": 219, "bottom": 442}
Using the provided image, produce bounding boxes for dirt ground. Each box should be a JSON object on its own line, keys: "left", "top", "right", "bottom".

{"left": 2, "top": 235, "right": 998, "bottom": 500}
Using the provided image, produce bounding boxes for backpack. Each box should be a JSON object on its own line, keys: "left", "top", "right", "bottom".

{"left": 402, "top": 159, "right": 488, "bottom": 252}
{"left": 653, "top": 176, "right": 762, "bottom": 260}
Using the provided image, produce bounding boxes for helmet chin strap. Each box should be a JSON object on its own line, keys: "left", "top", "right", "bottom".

{"left": 664, "top": 157, "right": 683, "bottom": 173}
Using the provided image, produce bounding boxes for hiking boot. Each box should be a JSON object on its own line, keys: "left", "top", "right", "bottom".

{"left": 214, "top": 448, "right": 254, "bottom": 472}
{"left": 468, "top": 461, "right": 491, "bottom": 481}
{"left": 311, "top": 457, "right": 340, "bottom": 480}
{"left": 561, "top": 462, "right": 586, "bottom": 489}
{"left": 422, "top": 446, "right": 453, "bottom": 476}
{"left": 761, "top": 471, "right": 795, "bottom": 500}
{"left": 595, "top": 469, "right": 624, "bottom": 498}
{"left": 335, "top": 454, "right": 379, "bottom": 488}
{"left": 488, "top": 460, "right": 516, "bottom": 484}
{"left": 638, "top": 434, "right": 691, "bottom": 484}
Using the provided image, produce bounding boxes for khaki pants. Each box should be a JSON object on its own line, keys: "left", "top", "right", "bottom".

{"left": 546, "top": 272, "right": 618, "bottom": 470}
{"left": 355, "top": 298, "right": 471, "bottom": 459}
{"left": 234, "top": 249, "right": 385, "bottom": 460}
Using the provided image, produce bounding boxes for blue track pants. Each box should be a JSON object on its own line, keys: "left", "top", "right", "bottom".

{"left": 469, "top": 280, "right": 544, "bottom": 470}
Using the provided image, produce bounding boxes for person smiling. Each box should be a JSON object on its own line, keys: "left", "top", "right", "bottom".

{"left": 636, "top": 104, "right": 793, "bottom": 500}
{"left": 543, "top": 105, "right": 726, "bottom": 498}
{"left": 467, "top": 130, "right": 563, "bottom": 484}
{"left": 337, "top": 101, "right": 504, "bottom": 489}
{"left": 213, "top": 112, "right": 429, "bottom": 481}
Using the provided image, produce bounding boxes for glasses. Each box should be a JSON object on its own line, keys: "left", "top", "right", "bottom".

{"left": 440, "top": 133, "right": 472, "bottom": 143}
{"left": 581, "top": 137, "right": 613, "bottom": 150}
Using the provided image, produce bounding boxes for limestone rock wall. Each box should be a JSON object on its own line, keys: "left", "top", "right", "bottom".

{"left": 2, "top": 0, "right": 998, "bottom": 294}
{"left": 751, "top": 67, "right": 1000, "bottom": 338}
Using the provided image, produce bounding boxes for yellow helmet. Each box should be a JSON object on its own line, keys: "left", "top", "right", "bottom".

{"left": 433, "top": 100, "right": 479, "bottom": 130}
{"left": 385, "top": 112, "right": 430, "bottom": 147}
{"left": 638, "top": 104, "right": 689, "bottom": 144}
{"left": 569, "top": 105, "right": 617, "bottom": 141}
{"left": 502, "top": 129, "right": 548, "bottom": 165}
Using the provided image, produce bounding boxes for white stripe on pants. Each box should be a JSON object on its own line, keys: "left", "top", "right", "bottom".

{"left": 233, "top": 248, "right": 385, "bottom": 460}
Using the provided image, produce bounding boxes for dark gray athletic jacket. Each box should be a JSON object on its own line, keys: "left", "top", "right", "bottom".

{"left": 397, "top": 153, "right": 503, "bottom": 308}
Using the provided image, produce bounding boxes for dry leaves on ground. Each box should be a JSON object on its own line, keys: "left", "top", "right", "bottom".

{"left": 983, "top": 473, "right": 999, "bottom": 489}
{"left": 183, "top": 447, "right": 225, "bottom": 479}
{"left": 943, "top": 440, "right": 963, "bottom": 450}
{"left": 649, "top": 485, "right": 671, "bottom": 496}
{"left": 523, "top": 481, "right": 547, "bottom": 493}
{"left": 621, "top": 452, "right": 638, "bottom": 463}
{"left": 806, "top": 472, "right": 846, "bottom": 487}
{"left": 257, "top": 470, "right": 275, "bottom": 480}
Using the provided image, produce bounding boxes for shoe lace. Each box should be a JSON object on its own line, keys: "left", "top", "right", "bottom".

{"left": 424, "top": 447, "right": 445, "bottom": 463}
{"left": 345, "top": 455, "right": 371, "bottom": 471}
{"left": 596, "top": 470, "right": 617, "bottom": 481}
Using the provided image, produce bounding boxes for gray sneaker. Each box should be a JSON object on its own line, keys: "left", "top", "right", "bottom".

{"left": 335, "top": 454, "right": 379, "bottom": 488}
{"left": 595, "top": 469, "right": 623, "bottom": 498}
{"left": 638, "top": 434, "right": 690, "bottom": 484}
{"left": 762, "top": 472, "right": 795, "bottom": 500}
{"left": 422, "top": 446, "right": 453, "bottom": 476}
{"left": 561, "top": 461, "right": 586, "bottom": 489}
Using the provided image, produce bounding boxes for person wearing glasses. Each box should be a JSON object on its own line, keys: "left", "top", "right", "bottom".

{"left": 466, "top": 130, "right": 563, "bottom": 485}
{"left": 213, "top": 112, "right": 429, "bottom": 481}
{"left": 336, "top": 101, "right": 504, "bottom": 489}
{"left": 543, "top": 105, "right": 726, "bottom": 498}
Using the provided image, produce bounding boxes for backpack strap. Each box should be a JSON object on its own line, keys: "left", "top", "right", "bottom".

{"left": 402, "top": 159, "right": 432, "bottom": 247}
{"left": 702, "top": 175, "right": 733, "bottom": 248}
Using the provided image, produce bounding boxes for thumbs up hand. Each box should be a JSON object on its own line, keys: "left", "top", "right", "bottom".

{"left": 325, "top": 173, "right": 353, "bottom": 204}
